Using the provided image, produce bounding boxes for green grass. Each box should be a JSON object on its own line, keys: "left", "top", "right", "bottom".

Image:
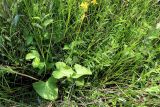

{"left": 0, "top": 0, "right": 160, "bottom": 106}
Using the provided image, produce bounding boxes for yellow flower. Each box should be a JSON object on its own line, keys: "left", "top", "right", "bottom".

{"left": 80, "top": 2, "right": 89, "bottom": 11}
{"left": 91, "top": 0, "right": 98, "bottom": 5}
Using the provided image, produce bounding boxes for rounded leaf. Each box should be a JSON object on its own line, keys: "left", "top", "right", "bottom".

{"left": 25, "top": 50, "right": 40, "bottom": 60}
{"left": 26, "top": 53, "right": 36, "bottom": 60}
{"left": 55, "top": 62, "right": 67, "bottom": 69}
{"left": 33, "top": 77, "right": 58, "bottom": 100}
{"left": 31, "top": 50, "right": 40, "bottom": 58}
{"left": 32, "top": 57, "right": 40, "bottom": 68}
{"left": 52, "top": 62, "right": 74, "bottom": 79}
{"left": 38, "top": 62, "right": 45, "bottom": 70}
{"left": 72, "top": 64, "right": 92, "bottom": 78}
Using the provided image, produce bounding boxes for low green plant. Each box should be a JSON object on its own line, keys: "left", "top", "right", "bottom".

{"left": 26, "top": 51, "right": 92, "bottom": 100}
{"left": 25, "top": 49, "right": 45, "bottom": 75}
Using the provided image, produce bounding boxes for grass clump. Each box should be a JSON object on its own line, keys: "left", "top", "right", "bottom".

{"left": 0, "top": 0, "right": 160, "bottom": 106}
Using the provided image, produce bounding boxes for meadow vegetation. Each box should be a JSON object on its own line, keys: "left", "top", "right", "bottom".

{"left": 0, "top": 0, "right": 160, "bottom": 106}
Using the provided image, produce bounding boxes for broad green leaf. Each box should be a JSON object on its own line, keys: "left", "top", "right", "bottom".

{"left": 38, "top": 62, "right": 45, "bottom": 70}
{"left": 55, "top": 62, "right": 67, "bottom": 69}
{"left": 25, "top": 53, "right": 36, "bottom": 60}
{"left": 52, "top": 68, "right": 74, "bottom": 79}
{"left": 75, "top": 78, "right": 84, "bottom": 86}
{"left": 72, "top": 64, "right": 92, "bottom": 78}
{"left": 33, "top": 77, "right": 58, "bottom": 100}
{"left": 52, "top": 62, "right": 74, "bottom": 79}
{"left": 32, "top": 57, "right": 40, "bottom": 68}
{"left": 43, "top": 19, "right": 53, "bottom": 27}
{"left": 31, "top": 50, "right": 40, "bottom": 58}
{"left": 25, "top": 50, "right": 39, "bottom": 60}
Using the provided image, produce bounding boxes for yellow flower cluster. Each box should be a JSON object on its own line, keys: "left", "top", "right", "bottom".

{"left": 80, "top": 2, "right": 89, "bottom": 12}
{"left": 80, "top": 0, "right": 97, "bottom": 21}
{"left": 80, "top": 0, "right": 98, "bottom": 11}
